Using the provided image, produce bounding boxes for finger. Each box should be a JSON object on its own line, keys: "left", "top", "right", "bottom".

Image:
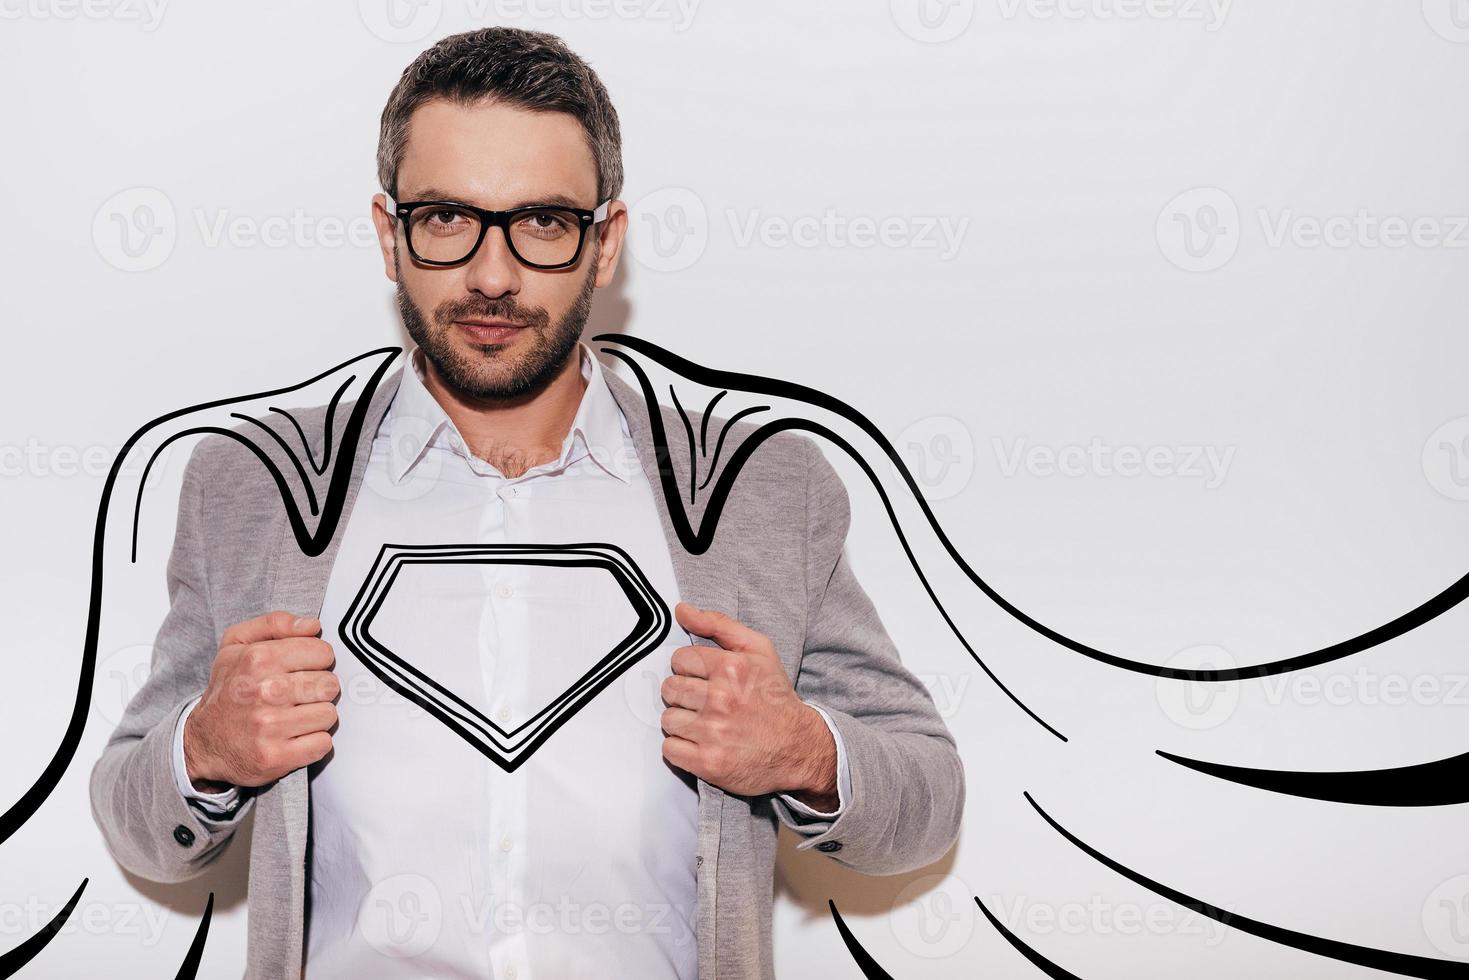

{"left": 670, "top": 645, "right": 712, "bottom": 679}
{"left": 288, "top": 670, "right": 341, "bottom": 705}
{"left": 660, "top": 706, "right": 700, "bottom": 739}
{"left": 674, "top": 602, "right": 765, "bottom": 654}
{"left": 660, "top": 674, "right": 708, "bottom": 711}
{"left": 661, "top": 734, "right": 699, "bottom": 773}
{"left": 279, "top": 700, "right": 338, "bottom": 738}
{"left": 271, "top": 637, "right": 336, "bottom": 673}
{"left": 223, "top": 610, "right": 321, "bottom": 647}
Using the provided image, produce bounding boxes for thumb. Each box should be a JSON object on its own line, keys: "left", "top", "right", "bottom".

{"left": 675, "top": 602, "right": 765, "bottom": 654}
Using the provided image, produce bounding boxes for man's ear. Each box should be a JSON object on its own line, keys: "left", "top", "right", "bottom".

{"left": 593, "top": 200, "right": 629, "bottom": 288}
{"left": 371, "top": 192, "right": 400, "bottom": 282}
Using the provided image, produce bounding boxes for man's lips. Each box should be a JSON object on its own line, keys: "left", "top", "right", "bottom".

{"left": 454, "top": 319, "right": 527, "bottom": 343}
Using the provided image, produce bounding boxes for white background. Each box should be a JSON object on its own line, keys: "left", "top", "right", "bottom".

{"left": 2, "top": 1, "right": 1469, "bottom": 976}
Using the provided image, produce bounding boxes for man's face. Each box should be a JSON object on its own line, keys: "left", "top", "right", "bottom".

{"left": 373, "top": 98, "right": 626, "bottom": 400}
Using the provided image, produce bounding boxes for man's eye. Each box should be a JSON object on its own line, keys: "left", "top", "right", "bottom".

{"left": 516, "top": 211, "right": 573, "bottom": 238}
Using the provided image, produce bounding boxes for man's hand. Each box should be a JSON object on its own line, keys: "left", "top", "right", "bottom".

{"left": 182, "top": 610, "right": 340, "bottom": 791}
{"left": 660, "top": 602, "right": 838, "bottom": 810}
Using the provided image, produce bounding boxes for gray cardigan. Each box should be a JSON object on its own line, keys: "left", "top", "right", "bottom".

{"left": 89, "top": 356, "right": 965, "bottom": 979}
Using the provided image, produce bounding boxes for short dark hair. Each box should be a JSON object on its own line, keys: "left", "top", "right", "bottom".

{"left": 377, "top": 27, "right": 623, "bottom": 205}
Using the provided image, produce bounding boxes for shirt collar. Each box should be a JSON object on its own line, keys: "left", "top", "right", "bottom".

{"left": 384, "top": 340, "right": 633, "bottom": 486}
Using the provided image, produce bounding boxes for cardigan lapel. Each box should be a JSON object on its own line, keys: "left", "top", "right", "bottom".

{"left": 601, "top": 362, "right": 734, "bottom": 980}
{"left": 257, "top": 353, "right": 404, "bottom": 979}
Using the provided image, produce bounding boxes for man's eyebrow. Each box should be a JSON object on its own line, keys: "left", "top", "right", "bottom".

{"left": 401, "top": 188, "right": 594, "bottom": 210}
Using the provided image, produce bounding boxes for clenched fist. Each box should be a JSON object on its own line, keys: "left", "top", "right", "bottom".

{"left": 660, "top": 602, "right": 838, "bottom": 809}
{"left": 182, "top": 610, "right": 340, "bottom": 792}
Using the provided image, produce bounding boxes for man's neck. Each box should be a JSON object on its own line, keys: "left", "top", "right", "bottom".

{"left": 418, "top": 350, "right": 587, "bottom": 479}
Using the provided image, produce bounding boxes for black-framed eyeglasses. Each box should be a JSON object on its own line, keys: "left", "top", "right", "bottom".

{"left": 389, "top": 197, "right": 611, "bottom": 270}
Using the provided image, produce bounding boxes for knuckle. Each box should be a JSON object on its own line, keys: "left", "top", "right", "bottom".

{"left": 252, "top": 742, "right": 278, "bottom": 775}
{"left": 242, "top": 643, "right": 269, "bottom": 672}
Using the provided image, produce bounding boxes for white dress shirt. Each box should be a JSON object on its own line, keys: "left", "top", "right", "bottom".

{"left": 171, "top": 341, "right": 849, "bottom": 979}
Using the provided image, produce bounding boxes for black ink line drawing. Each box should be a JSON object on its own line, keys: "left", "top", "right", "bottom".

{"left": 337, "top": 543, "right": 672, "bottom": 772}
{"left": 0, "top": 350, "right": 395, "bottom": 978}
{"left": 171, "top": 893, "right": 214, "bottom": 980}
{"left": 974, "top": 896, "right": 1086, "bottom": 980}
{"left": 0, "top": 879, "right": 85, "bottom": 976}
{"left": 1156, "top": 748, "right": 1469, "bottom": 807}
{"left": 597, "top": 335, "right": 1067, "bottom": 742}
{"left": 1024, "top": 790, "right": 1467, "bottom": 978}
{"left": 827, "top": 900, "right": 895, "bottom": 980}
{"left": 596, "top": 333, "right": 1467, "bottom": 803}
{"left": 595, "top": 333, "right": 1469, "bottom": 687}
{"left": 5, "top": 340, "right": 1462, "bottom": 976}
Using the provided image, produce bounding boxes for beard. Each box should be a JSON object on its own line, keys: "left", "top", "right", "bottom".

{"left": 395, "top": 245, "right": 597, "bottom": 400}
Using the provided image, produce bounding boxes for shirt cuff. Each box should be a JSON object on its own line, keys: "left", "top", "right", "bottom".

{"left": 777, "top": 702, "right": 851, "bottom": 821}
{"left": 172, "top": 693, "right": 242, "bottom": 815}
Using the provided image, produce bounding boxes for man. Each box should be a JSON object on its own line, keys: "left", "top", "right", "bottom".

{"left": 90, "top": 27, "right": 963, "bottom": 979}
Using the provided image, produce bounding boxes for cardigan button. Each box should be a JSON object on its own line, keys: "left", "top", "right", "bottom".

{"left": 816, "top": 840, "right": 842, "bottom": 853}
{"left": 173, "top": 824, "right": 196, "bottom": 847}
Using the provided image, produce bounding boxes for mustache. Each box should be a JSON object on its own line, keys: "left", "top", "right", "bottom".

{"left": 436, "top": 298, "right": 549, "bottom": 329}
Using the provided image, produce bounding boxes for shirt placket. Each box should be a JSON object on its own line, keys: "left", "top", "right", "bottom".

{"left": 485, "top": 471, "right": 531, "bottom": 980}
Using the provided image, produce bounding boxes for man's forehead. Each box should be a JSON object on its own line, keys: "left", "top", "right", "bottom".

{"left": 397, "top": 98, "right": 598, "bottom": 207}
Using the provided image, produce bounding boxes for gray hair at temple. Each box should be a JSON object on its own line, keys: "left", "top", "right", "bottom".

{"left": 376, "top": 27, "right": 624, "bottom": 205}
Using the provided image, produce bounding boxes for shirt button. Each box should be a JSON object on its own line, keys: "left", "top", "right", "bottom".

{"left": 500, "top": 837, "right": 514, "bottom": 852}
{"left": 173, "top": 824, "right": 195, "bottom": 847}
{"left": 506, "top": 967, "right": 518, "bottom": 980}
{"left": 496, "top": 583, "right": 513, "bottom": 599}
{"left": 497, "top": 708, "right": 511, "bottom": 724}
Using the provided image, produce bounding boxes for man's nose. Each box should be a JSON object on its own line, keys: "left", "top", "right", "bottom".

{"left": 463, "top": 225, "right": 523, "bottom": 298}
